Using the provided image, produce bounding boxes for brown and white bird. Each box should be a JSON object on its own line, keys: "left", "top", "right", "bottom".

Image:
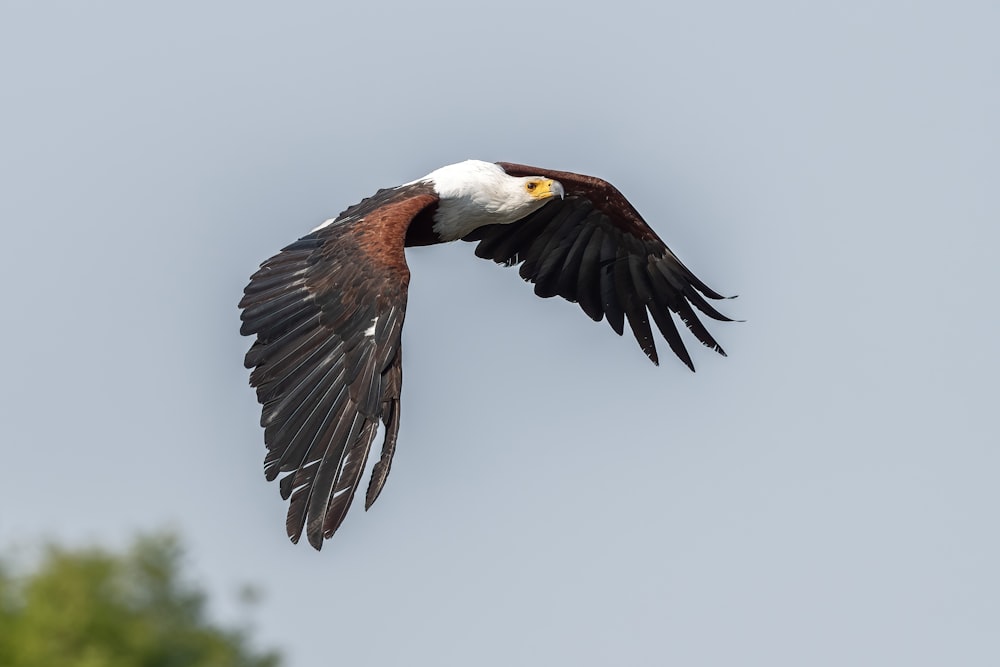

{"left": 239, "top": 160, "right": 733, "bottom": 549}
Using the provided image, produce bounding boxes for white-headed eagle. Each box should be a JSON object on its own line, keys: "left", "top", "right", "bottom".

{"left": 239, "top": 160, "right": 733, "bottom": 549}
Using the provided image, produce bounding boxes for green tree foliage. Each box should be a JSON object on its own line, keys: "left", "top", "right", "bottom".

{"left": 0, "top": 533, "right": 281, "bottom": 667}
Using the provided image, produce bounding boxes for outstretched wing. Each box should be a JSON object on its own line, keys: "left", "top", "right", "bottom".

{"left": 240, "top": 189, "right": 436, "bottom": 549}
{"left": 462, "top": 162, "right": 733, "bottom": 369}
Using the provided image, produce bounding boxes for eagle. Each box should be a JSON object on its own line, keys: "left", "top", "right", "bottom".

{"left": 240, "top": 160, "right": 733, "bottom": 549}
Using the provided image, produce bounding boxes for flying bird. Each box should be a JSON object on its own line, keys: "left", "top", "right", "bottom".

{"left": 240, "top": 160, "right": 733, "bottom": 549}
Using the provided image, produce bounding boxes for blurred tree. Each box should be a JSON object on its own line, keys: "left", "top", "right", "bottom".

{"left": 0, "top": 533, "right": 280, "bottom": 667}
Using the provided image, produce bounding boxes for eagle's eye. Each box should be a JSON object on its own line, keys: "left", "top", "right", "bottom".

{"left": 526, "top": 182, "right": 537, "bottom": 191}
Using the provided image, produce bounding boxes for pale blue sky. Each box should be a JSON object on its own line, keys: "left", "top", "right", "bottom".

{"left": 2, "top": 1, "right": 998, "bottom": 665}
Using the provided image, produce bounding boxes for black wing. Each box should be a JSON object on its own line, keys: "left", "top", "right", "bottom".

{"left": 462, "top": 162, "right": 732, "bottom": 369}
{"left": 240, "top": 189, "right": 436, "bottom": 549}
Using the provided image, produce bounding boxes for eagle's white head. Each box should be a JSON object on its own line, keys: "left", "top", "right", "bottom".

{"left": 420, "top": 160, "right": 565, "bottom": 241}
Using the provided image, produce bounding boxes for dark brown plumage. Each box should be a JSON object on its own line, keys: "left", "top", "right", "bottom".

{"left": 240, "top": 160, "right": 732, "bottom": 549}
{"left": 467, "top": 163, "right": 732, "bottom": 368}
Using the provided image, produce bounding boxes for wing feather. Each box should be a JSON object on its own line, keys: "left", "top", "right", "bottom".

{"left": 621, "top": 252, "right": 658, "bottom": 364}
{"left": 531, "top": 205, "right": 590, "bottom": 298}
{"left": 599, "top": 233, "right": 626, "bottom": 336}
{"left": 519, "top": 204, "right": 579, "bottom": 284}
{"left": 554, "top": 218, "right": 598, "bottom": 303}
{"left": 365, "top": 351, "right": 402, "bottom": 509}
{"left": 322, "top": 421, "right": 379, "bottom": 541}
{"left": 575, "top": 226, "right": 606, "bottom": 322}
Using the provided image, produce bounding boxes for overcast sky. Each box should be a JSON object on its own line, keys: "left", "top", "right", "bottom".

{"left": 2, "top": 1, "right": 998, "bottom": 665}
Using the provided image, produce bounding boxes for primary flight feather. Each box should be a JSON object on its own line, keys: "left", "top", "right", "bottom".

{"left": 239, "top": 159, "right": 733, "bottom": 549}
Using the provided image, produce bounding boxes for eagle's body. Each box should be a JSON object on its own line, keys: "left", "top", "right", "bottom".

{"left": 240, "top": 160, "right": 732, "bottom": 549}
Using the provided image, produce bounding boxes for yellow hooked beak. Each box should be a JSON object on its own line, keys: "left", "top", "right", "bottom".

{"left": 525, "top": 178, "right": 566, "bottom": 200}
